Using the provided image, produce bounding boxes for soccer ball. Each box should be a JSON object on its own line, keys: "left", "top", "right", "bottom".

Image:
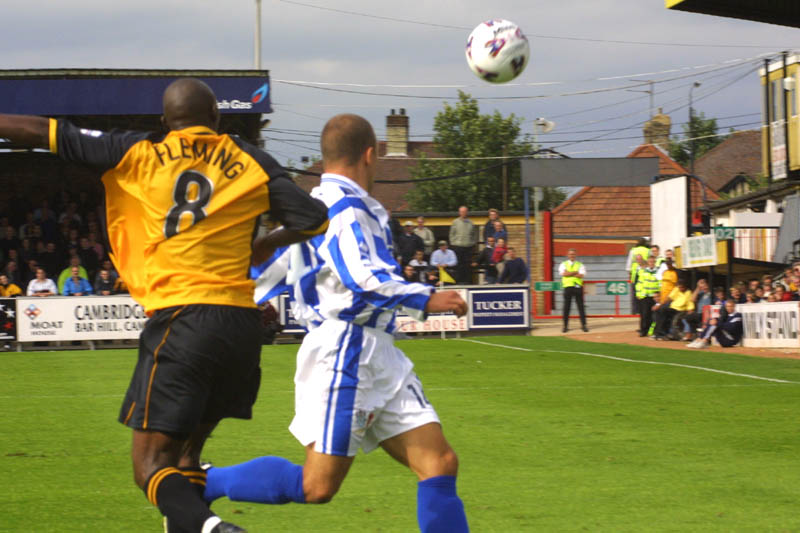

{"left": 465, "top": 19, "right": 530, "bottom": 84}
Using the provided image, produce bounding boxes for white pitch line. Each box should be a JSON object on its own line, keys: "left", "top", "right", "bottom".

{"left": 458, "top": 339, "right": 800, "bottom": 385}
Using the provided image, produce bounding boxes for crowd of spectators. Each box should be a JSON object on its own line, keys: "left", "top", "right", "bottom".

{"left": 388, "top": 206, "right": 527, "bottom": 286}
{"left": 628, "top": 243, "right": 800, "bottom": 348}
{"left": 0, "top": 190, "right": 128, "bottom": 299}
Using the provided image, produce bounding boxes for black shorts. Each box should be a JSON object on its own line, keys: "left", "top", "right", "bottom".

{"left": 118, "top": 304, "right": 263, "bottom": 437}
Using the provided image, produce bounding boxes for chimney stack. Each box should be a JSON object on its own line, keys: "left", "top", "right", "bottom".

{"left": 386, "top": 108, "right": 409, "bottom": 156}
{"left": 643, "top": 107, "right": 671, "bottom": 150}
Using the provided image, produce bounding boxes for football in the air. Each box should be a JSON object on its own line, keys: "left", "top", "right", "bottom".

{"left": 465, "top": 19, "right": 530, "bottom": 84}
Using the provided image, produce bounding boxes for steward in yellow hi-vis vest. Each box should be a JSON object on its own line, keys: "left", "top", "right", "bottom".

{"left": 0, "top": 78, "right": 329, "bottom": 531}
{"left": 558, "top": 248, "right": 588, "bottom": 333}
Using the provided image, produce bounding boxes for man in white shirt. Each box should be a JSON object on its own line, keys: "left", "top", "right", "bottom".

{"left": 26, "top": 267, "right": 57, "bottom": 297}
{"left": 203, "top": 114, "right": 470, "bottom": 533}
{"left": 559, "top": 248, "right": 588, "bottom": 333}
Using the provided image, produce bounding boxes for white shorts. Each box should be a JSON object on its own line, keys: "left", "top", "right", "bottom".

{"left": 289, "top": 320, "right": 440, "bottom": 456}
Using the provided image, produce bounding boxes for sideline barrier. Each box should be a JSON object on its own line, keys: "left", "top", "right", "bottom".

{"left": 738, "top": 301, "right": 799, "bottom": 348}
{"left": 15, "top": 296, "right": 147, "bottom": 343}
{"left": 278, "top": 284, "right": 531, "bottom": 334}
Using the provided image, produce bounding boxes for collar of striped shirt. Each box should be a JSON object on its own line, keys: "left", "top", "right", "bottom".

{"left": 321, "top": 173, "right": 368, "bottom": 197}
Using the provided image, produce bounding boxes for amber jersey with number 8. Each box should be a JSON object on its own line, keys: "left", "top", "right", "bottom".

{"left": 49, "top": 119, "right": 328, "bottom": 314}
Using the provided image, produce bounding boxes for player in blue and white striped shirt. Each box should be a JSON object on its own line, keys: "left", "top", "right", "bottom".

{"left": 204, "top": 115, "right": 469, "bottom": 532}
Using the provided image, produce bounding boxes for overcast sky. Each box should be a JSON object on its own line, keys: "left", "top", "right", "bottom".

{"left": 3, "top": 0, "right": 799, "bottom": 166}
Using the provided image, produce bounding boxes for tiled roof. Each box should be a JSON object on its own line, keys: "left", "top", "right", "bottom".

{"left": 693, "top": 130, "right": 762, "bottom": 191}
{"left": 293, "top": 141, "right": 438, "bottom": 211}
{"left": 552, "top": 144, "right": 717, "bottom": 237}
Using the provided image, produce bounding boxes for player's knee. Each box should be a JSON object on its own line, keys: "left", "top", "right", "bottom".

{"left": 303, "top": 480, "right": 341, "bottom": 504}
{"left": 437, "top": 448, "right": 459, "bottom": 476}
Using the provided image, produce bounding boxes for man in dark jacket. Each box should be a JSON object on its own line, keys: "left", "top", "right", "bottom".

{"left": 395, "top": 221, "right": 424, "bottom": 265}
{"left": 688, "top": 299, "right": 743, "bottom": 348}
{"left": 498, "top": 247, "right": 527, "bottom": 284}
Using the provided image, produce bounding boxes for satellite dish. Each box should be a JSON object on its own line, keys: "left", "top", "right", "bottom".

{"left": 534, "top": 117, "right": 555, "bottom": 133}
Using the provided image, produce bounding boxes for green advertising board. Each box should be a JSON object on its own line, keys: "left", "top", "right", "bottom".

{"left": 534, "top": 281, "right": 562, "bottom": 291}
{"left": 605, "top": 281, "right": 629, "bottom": 295}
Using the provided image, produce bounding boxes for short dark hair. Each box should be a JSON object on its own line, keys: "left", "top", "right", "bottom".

{"left": 321, "top": 114, "right": 376, "bottom": 167}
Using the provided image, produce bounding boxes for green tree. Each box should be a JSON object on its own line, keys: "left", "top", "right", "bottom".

{"left": 668, "top": 111, "right": 728, "bottom": 169}
{"left": 407, "top": 91, "right": 566, "bottom": 212}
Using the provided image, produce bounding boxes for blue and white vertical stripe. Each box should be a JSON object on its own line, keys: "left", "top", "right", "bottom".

{"left": 252, "top": 172, "right": 433, "bottom": 334}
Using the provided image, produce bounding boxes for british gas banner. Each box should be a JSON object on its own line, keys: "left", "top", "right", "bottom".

{"left": 0, "top": 75, "right": 271, "bottom": 115}
{"left": 739, "top": 301, "right": 800, "bottom": 348}
{"left": 16, "top": 296, "right": 147, "bottom": 342}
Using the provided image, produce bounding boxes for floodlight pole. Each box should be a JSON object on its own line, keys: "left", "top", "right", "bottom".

{"left": 254, "top": 0, "right": 262, "bottom": 69}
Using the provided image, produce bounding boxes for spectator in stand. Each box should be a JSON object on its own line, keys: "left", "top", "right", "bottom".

{"left": 62, "top": 266, "right": 93, "bottom": 296}
{"left": 484, "top": 208, "right": 501, "bottom": 242}
{"left": 473, "top": 236, "right": 498, "bottom": 284}
{"left": 96, "top": 258, "right": 119, "bottom": 285}
{"left": 653, "top": 279, "right": 694, "bottom": 340}
{"left": 26, "top": 267, "right": 57, "bottom": 297}
{"left": 754, "top": 286, "right": 765, "bottom": 301}
{"left": 408, "top": 250, "right": 428, "bottom": 282}
{"left": 385, "top": 207, "right": 402, "bottom": 253}
{"left": 449, "top": 205, "right": 477, "bottom": 283}
{"left": 745, "top": 290, "right": 758, "bottom": 303}
{"left": 712, "top": 286, "right": 726, "bottom": 305}
{"left": 396, "top": 221, "right": 425, "bottom": 266}
{"left": 86, "top": 231, "right": 105, "bottom": 262}
{"left": 491, "top": 221, "right": 507, "bottom": 244}
{"left": 761, "top": 274, "right": 774, "bottom": 298}
{"left": 688, "top": 300, "right": 743, "bottom": 349}
{"left": 498, "top": 247, "right": 527, "bottom": 284}
{"left": 636, "top": 255, "right": 661, "bottom": 337}
{"left": 22, "top": 259, "right": 39, "bottom": 287}
{"left": 58, "top": 256, "right": 88, "bottom": 294}
{"left": 33, "top": 200, "right": 58, "bottom": 242}
{"left": 18, "top": 212, "right": 36, "bottom": 240}
{"left": 3, "top": 260, "right": 20, "bottom": 286}
{"left": 19, "top": 238, "right": 35, "bottom": 266}
{"left": 94, "top": 268, "right": 116, "bottom": 295}
{"left": 6, "top": 249, "right": 21, "bottom": 276}
{"left": 658, "top": 257, "right": 678, "bottom": 304}
{"left": 66, "top": 228, "right": 80, "bottom": 251}
{"left": 0, "top": 274, "right": 22, "bottom": 297}
{"left": 58, "top": 202, "right": 82, "bottom": 229}
{"left": 747, "top": 278, "right": 760, "bottom": 293}
{"left": 0, "top": 226, "right": 20, "bottom": 258}
{"left": 78, "top": 236, "right": 100, "bottom": 278}
{"left": 413, "top": 216, "right": 436, "bottom": 257}
{"left": 682, "top": 278, "right": 711, "bottom": 340}
{"left": 491, "top": 237, "right": 508, "bottom": 265}
{"left": 38, "top": 242, "right": 61, "bottom": 278}
{"left": 774, "top": 284, "right": 793, "bottom": 302}
{"left": 729, "top": 285, "right": 746, "bottom": 304}
{"left": 402, "top": 264, "right": 420, "bottom": 283}
{"left": 430, "top": 240, "right": 457, "bottom": 280}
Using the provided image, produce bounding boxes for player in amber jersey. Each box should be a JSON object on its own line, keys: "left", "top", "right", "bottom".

{"left": 0, "top": 78, "right": 329, "bottom": 533}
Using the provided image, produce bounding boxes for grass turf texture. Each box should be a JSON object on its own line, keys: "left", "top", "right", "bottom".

{"left": 2, "top": 337, "right": 800, "bottom": 532}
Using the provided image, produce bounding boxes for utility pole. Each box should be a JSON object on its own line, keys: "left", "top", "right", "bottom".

{"left": 629, "top": 79, "right": 655, "bottom": 118}
{"left": 689, "top": 81, "right": 701, "bottom": 174}
{"left": 254, "top": 0, "right": 262, "bottom": 69}
{"left": 502, "top": 145, "right": 508, "bottom": 210}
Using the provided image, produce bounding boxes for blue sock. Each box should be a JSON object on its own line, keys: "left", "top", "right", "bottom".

{"left": 417, "top": 475, "right": 469, "bottom": 533}
{"left": 204, "top": 456, "right": 305, "bottom": 504}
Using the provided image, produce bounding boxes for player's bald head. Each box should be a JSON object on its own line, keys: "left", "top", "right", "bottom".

{"left": 321, "top": 114, "right": 377, "bottom": 168}
{"left": 162, "top": 78, "right": 219, "bottom": 131}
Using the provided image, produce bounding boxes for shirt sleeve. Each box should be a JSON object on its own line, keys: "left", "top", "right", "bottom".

{"left": 558, "top": 262, "right": 567, "bottom": 276}
{"left": 50, "top": 119, "right": 155, "bottom": 171}
{"left": 323, "top": 204, "right": 432, "bottom": 321}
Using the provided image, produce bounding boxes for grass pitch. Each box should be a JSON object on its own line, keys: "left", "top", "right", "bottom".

{"left": 2, "top": 336, "right": 800, "bottom": 532}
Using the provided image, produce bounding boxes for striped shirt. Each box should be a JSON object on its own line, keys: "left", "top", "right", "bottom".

{"left": 253, "top": 173, "right": 433, "bottom": 333}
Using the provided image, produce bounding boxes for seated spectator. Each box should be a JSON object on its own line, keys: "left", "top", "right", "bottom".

{"left": 0, "top": 274, "right": 22, "bottom": 297}
{"left": 747, "top": 278, "right": 760, "bottom": 293}
{"left": 423, "top": 268, "right": 439, "bottom": 287}
{"left": 472, "top": 236, "right": 498, "bottom": 284}
{"left": 22, "top": 258, "right": 39, "bottom": 287}
{"left": 430, "top": 240, "right": 457, "bottom": 271}
{"left": 408, "top": 250, "right": 428, "bottom": 281}
{"left": 62, "top": 266, "right": 93, "bottom": 296}
{"left": 94, "top": 268, "right": 116, "bottom": 295}
{"left": 0, "top": 226, "right": 20, "bottom": 258}
{"left": 498, "top": 247, "right": 527, "bottom": 284}
{"left": 38, "top": 242, "right": 62, "bottom": 278}
{"left": 754, "top": 286, "right": 765, "bottom": 301}
{"left": 113, "top": 276, "right": 129, "bottom": 294}
{"left": 58, "top": 256, "right": 88, "bottom": 294}
{"left": 402, "top": 264, "right": 420, "bottom": 283}
{"left": 27, "top": 267, "right": 57, "bottom": 297}
{"left": 729, "top": 286, "right": 746, "bottom": 304}
{"left": 712, "top": 286, "right": 726, "bottom": 305}
{"left": 774, "top": 284, "right": 794, "bottom": 302}
{"left": 688, "top": 300, "right": 743, "bottom": 349}
{"left": 95, "top": 259, "right": 119, "bottom": 286}
{"left": 396, "top": 221, "right": 425, "bottom": 266}
{"left": 767, "top": 293, "right": 778, "bottom": 302}
{"left": 653, "top": 279, "right": 694, "bottom": 340}
{"left": 761, "top": 274, "right": 774, "bottom": 298}
{"left": 3, "top": 260, "right": 21, "bottom": 286}
{"left": 491, "top": 221, "right": 507, "bottom": 243}
{"left": 491, "top": 238, "right": 508, "bottom": 265}
{"left": 78, "top": 236, "right": 100, "bottom": 279}
{"left": 681, "top": 279, "right": 710, "bottom": 340}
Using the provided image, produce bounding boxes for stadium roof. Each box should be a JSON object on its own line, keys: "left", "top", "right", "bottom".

{"left": 0, "top": 69, "right": 271, "bottom": 145}
{"left": 666, "top": 0, "right": 800, "bottom": 28}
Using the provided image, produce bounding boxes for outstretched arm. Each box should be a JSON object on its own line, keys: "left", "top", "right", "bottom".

{"left": 0, "top": 114, "right": 50, "bottom": 149}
